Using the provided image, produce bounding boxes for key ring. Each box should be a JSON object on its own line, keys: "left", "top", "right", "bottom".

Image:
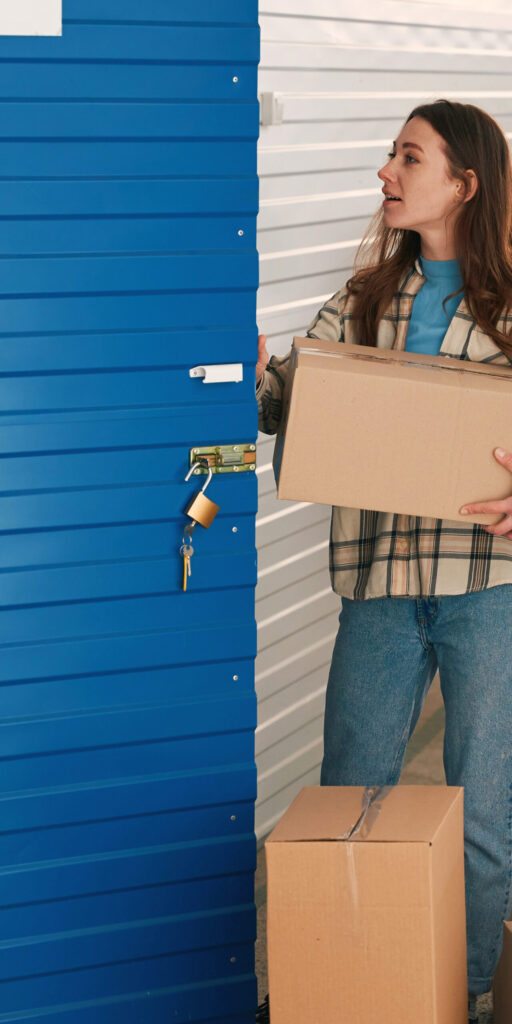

{"left": 182, "top": 522, "right": 195, "bottom": 545}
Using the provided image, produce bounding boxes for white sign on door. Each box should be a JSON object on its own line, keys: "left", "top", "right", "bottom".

{"left": 0, "top": 0, "right": 61, "bottom": 35}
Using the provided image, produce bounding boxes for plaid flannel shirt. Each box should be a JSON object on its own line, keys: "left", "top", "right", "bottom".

{"left": 256, "top": 258, "right": 512, "bottom": 600}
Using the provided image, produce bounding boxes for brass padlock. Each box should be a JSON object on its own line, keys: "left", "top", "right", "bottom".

{"left": 184, "top": 460, "right": 219, "bottom": 528}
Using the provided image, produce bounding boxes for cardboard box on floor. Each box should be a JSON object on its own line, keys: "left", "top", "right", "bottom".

{"left": 274, "top": 338, "right": 512, "bottom": 525}
{"left": 266, "top": 785, "right": 467, "bottom": 1024}
{"left": 493, "top": 921, "right": 512, "bottom": 1024}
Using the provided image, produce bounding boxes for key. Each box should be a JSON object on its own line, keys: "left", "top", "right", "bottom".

{"left": 180, "top": 522, "right": 195, "bottom": 592}
{"left": 180, "top": 542, "right": 194, "bottom": 591}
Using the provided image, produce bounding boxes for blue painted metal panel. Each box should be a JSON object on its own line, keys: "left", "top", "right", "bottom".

{"left": 0, "top": 291, "right": 255, "bottom": 334}
{"left": 0, "top": 64, "right": 258, "bottom": 101}
{"left": 0, "top": 25, "right": 259, "bottom": 63}
{"left": 0, "top": 3, "right": 259, "bottom": 1021}
{"left": 0, "top": 253, "right": 258, "bottom": 293}
{"left": 0, "top": 214, "right": 256, "bottom": 254}
{"left": 0, "top": 328, "right": 254, "bottom": 372}
{"left": 0, "top": 103, "right": 259, "bottom": 139}
{"left": 65, "top": 0, "right": 257, "bottom": 20}
{"left": 0, "top": 60, "right": 258, "bottom": 100}
{"left": 0, "top": 142, "right": 256, "bottom": 179}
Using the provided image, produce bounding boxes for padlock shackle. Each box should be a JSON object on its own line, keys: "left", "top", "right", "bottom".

{"left": 185, "top": 458, "right": 213, "bottom": 492}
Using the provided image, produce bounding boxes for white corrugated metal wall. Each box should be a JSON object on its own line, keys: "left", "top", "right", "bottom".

{"left": 255, "top": 0, "right": 512, "bottom": 841}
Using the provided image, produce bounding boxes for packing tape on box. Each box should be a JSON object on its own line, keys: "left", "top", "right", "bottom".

{"left": 337, "top": 785, "right": 393, "bottom": 912}
{"left": 296, "top": 345, "right": 511, "bottom": 382}
{"left": 337, "top": 784, "right": 392, "bottom": 842}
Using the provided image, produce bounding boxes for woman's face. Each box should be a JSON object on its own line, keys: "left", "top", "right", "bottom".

{"left": 377, "top": 116, "right": 464, "bottom": 237}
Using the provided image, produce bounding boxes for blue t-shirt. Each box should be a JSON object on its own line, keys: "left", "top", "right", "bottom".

{"left": 405, "top": 255, "right": 463, "bottom": 356}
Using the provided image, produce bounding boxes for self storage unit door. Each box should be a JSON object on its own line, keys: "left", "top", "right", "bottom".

{"left": 0, "top": 3, "right": 260, "bottom": 1022}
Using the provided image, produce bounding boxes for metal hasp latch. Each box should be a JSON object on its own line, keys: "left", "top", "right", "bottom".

{"left": 189, "top": 444, "right": 256, "bottom": 475}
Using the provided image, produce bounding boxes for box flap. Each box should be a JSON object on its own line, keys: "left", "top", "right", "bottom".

{"left": 293, "top": 337, "right": 512, "bottom": 383}
{"left": 266, "top": 786, "right": 463, "bottom": 844}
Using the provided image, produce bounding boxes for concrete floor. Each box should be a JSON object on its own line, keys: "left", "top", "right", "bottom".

{"left": 254, "top": 675, "right": 495, "bottom": 1022}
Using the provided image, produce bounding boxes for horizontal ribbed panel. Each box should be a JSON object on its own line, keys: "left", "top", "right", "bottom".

{"left": 0, "top": 103, "right": 259, "bottom": 139}
{"left": 65, "top": 0, "right": 257, "bottom": 21}
{"left": 0, "top": 253, "right": 258, "bottom": 293}
{"left": 0, "top": 293, "right": 257, "bottom": 335}
{"left": 0, "top": 7, "right": 259, "bottom": 1022}
{"left": 0, "top": 65, "right": 257, "bottom": 99}
{"left": 0, "top": 24, "right": 259, "bottom": 62}
{"left": 0, "top": 142, "right": 255, "bottom": 177}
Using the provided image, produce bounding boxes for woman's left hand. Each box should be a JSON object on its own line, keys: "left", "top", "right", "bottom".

{"left": 459, "top": 448, "right": 512, "bottom": 538}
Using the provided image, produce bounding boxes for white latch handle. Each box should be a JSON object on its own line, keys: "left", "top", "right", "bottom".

{"left": 259, "top": 92, "right": 284, "bottom": 126}
{"left": 189, "top": 363, "right": 243, "bottom": 384}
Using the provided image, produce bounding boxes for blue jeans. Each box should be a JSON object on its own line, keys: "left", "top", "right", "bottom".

{"left": 320, "top": 585, "right": 512, "bottom": 994}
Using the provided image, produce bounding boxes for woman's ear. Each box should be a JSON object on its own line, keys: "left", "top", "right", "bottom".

{"left": 460, "top": 170, "right": 478, "bottom": 203}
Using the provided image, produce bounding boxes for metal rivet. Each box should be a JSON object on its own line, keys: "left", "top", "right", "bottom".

{"left": 233, "top": 446, "right": 239, "bottom": 451}
{"left": 233, "top": 674, "right": 239, "bottom": 681}
{"left": 233, "top": 465, "right": 239, "bottom": 472}
{"left": 249, "top": 445, "right": 255, "bottom": 451}
{"left": 250, "top": 464, "right": 255, "bottom": 470}
{"left": 232, "top": 526, "right": 238, "bottom": 533}
{"left": 238, "top": 229, "right": 244, "bottom": 236}
{"left": 230, "top": 956, "right": 237, "bottom": 963}
{"left": 233, "top": 76, "right": 238, "bottom": 83}
{"left": 230, "top": 815, "right": 237, "bottom": 821}
{"left": 192, "top": 448, "right": 198, "bottom": 453}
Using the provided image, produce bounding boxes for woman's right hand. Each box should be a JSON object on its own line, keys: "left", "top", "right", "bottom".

{"left": 256, "top": 333, "right": 270, "bottom": 385}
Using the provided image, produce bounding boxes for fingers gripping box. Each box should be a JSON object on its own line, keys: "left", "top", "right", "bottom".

{"left": 274, "top": 339, "right": 512, "bottom": 525}
{"left": 265, "top": 786, "right": 467, "bottom": 1024}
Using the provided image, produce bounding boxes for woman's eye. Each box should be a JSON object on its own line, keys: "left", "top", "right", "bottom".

{"left": 386, "top": 152, "right": 417, "bottom": 164}
{"left": 406, "top": 154, "right": 417, "bottom": 164}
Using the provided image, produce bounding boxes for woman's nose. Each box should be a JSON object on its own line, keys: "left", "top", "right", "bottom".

{"left": 378, "top": 164, "right": 393, "bottom": 183}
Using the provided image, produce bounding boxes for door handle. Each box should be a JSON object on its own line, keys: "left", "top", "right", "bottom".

{"left": 189, "top": 363, "right": 243, "bottom": 384}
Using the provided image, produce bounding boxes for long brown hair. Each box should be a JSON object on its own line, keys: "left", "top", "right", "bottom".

{"left": 346, "top": 100, "right": 512, "bottom": 359}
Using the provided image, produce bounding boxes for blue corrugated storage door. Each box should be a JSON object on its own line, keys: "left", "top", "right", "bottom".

{"left": 0, "top": 4, "right": 259, "bottom": 1022}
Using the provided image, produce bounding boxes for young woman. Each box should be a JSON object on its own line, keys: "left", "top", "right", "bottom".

{"left": 255, "top": 100, "right": 512, "bottom": 1023}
